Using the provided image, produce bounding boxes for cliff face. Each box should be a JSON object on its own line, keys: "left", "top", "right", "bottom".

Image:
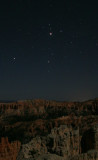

{"left": 0, "top": 137, "right": 21, "bottom": 160}
{"left": 17, "top": 125, "right": 98, "bottom": 160}
{"left": 0, "top": 98, "right": 98, "bottom": 160}
{"left": 0, "top": 99, "right": 97, "bottom": 118}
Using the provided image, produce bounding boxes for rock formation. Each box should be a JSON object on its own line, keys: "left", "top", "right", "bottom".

{"left": 0, "top": 137, "right": 21, "bottom": 160}
{"left": 0, "top": 98, "right": 97, "bottom": 160}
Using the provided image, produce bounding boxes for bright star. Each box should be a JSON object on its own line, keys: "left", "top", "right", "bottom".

{"left": 49, "top": 32, "right": 53, "bottom": 36}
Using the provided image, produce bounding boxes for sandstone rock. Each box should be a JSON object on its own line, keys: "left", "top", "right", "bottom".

{"left": 0, "top": 98, "right": 97, "bottom": 160}
{"left": 0, "top": 137, "right": 21, "bottom": 160}
{"left": 17, "top": 124, "right": 98, "bottom": 160}
{"left": 69, "top": 150, "right": 98, "bottom": 160}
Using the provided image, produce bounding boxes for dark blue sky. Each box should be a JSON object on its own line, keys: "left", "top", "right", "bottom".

{"left": 0, "top": 0, "right": 98, "bottom": 101}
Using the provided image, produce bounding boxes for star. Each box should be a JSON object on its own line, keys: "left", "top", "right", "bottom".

{"left": 8, "top": 57, "right": 16, "bottom": 64}
{"left": 48, "top": 60, "right": 50, "bottom": 64}
{"left": 49, "top": 32, "right": 53, "bottom": 36}
{"left": 59, "top": 30, "right": 63, "bottom": 33}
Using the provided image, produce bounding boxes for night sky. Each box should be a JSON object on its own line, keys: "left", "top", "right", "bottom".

{"left": 0, "top": 0, "right": 98, "bottom": 101}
